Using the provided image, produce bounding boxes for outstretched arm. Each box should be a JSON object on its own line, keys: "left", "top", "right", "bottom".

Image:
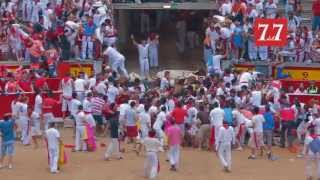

{"left": 130, "top": 34, "right": 139, "bottom": 46}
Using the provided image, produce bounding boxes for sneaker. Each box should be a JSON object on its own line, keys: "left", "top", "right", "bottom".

{"left": 236, "top": 147, "right": 243, "bottom": 151}
{"left": 8, "top": 164, "right": 13, "bottom": 169}
{"left": 0, "top": 164, "right": 4, "bottom": 169}
{"left": 170, "top": 165, "right": 177, "bottom": 171}
{"left": 267, "top": 152, "right": 272, "bottom": 160}
{"left": 51, "top": 170, "right": 60, "bottom": 174}
{"left": 296, "top": 154, "right": 304, "bottom": 158}
{"left": 248, "top": 155, "right": 256, "bottom": 160}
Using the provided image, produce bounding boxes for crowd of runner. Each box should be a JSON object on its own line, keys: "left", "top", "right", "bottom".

{"left": 0, "top": 0, "right": 320, "bottom": 180}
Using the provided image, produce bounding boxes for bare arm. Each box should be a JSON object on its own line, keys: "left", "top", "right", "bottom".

{"left": 130, "top": 34, "right": 139, "bottom": 46}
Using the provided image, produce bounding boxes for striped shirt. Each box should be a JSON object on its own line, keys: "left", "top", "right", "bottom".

{"left": 91, "top": 97, "right": 105, "bottom": 115}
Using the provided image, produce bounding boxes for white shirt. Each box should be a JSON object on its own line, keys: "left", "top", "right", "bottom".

{"left": 160, "top": 77, "right": 169, "bottom": 90}
{"left": 313, "top": 118, "right": 320, "bottom": 135}
{"left": 209, "top": 107, "right": 225, "bottom": 127}
{"left": 46, "top": 128, "right": 60, "bottom": 149}
{"left": 70, "top": 99, "right": 82, "bottom": 116}
{"left": 88, "top": 77, "right": 96, "bottom": 90}
{"left": 83, "top": 98, "right": 92, "bottom": 113}
{"left": 17, "top": 102, "right": 28, "bottom": 118}
{"left": 220, "top": 27, "right": 231, "bottom": 39}
{"left": 107, "top": 85, "right": 119, "bottom": 104}
{"left": 265, "top": 2, "right": 277, "bottom": 18}
{"left": 220, "top": 2, "right": 232, "bottom": 16}
{"left": 216, "top": 126, "right": 235, "bottom": 146}
{"left": 232, "top": 110, "right": 246, "bottom": 125}
{"left": 119, "top": 103, "right": 130, "bottom": 117}
{"left": 31, "top": 111, "right": 40, "bottom": 124}
{"left": 138, "top": 44, "right": 149, "bottom": 61}
{"left": 252, "top": 114, "right": 265, "bottom": 133}
{"left": 251, "top": 90, "right": 262, "bottom": 107}
{"left": 34, "top": 94, "right": 43, "bottom": 114}
{"left": 103, "top": 46, "right": 124, "bottom": 62}
{"left": 153, "top": 111, "right": 166, "bottom": 130}
{"left": 61, "top": 78, "right": 73, "bottom": 97}
{"left": 95, "top": 81, "right": 107, "bottom": 96}
{"left": 74, "top": 78, "right": 86, "bottom": 92}
{"left": 239, "top": 72, "right": 252, "bottom": 83}
{"left": 139, "top": 111, "right": 151, "bottom": 131}
{"left": 75, "top": 111, "right": 87, "bottom": 126}
{"left": 148, "top": 106, "right": 158, "bottom": 115}
{"left": 143, "top": 137, "right": 161, "bottom": 152}
{"left": 212, "top": 55, "right": 223, "bottom": 71}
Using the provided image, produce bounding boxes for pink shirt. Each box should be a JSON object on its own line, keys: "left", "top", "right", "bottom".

{"left": 166, "top": 125, "right": 182, "bottom": 146}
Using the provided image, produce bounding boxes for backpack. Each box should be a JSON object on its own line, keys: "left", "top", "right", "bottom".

{"left": 309, "top": 137, "right": 320, "bottom": 154}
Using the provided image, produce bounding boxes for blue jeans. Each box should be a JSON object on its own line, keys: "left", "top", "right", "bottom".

{"left": 312, "top": 16, "right": 320, "bottom": 31}
{"left": 1, "top": 141, "right": 15, "bottom": 156}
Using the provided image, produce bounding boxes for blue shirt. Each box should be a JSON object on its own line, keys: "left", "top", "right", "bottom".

{"left": 224, "top": 108, "right": 233, "bottom": 124}
{"left": 82, "top": 23, "right": 97, "bottom": 36}
{"left": 0, "top": 119, "right": 15, "bottom": 142}
{"left": 263, "top": 112, "right": 275, "bottom": 130}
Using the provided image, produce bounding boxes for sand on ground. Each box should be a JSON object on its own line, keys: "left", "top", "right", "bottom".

{"left": 1, "top": 128, "right": 307, "bottom": 180}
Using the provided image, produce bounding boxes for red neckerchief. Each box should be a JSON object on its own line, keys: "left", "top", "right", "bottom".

{"left": 310, "top": 134, "right": 318, "bottom": 139}
{"left": 223, "top": 124, "right": 229, "bottom": 129}
{"left": 63, "top": 77, "right": 70, "bottom": 83}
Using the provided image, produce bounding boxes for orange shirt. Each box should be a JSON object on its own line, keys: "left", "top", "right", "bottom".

{"left": 232, "top": 2, "right": 247, "bottom": 15}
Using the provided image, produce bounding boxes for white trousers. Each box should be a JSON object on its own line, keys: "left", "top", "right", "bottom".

{"left": 105, "top": 138, "right": 121, "bottom": 158}
{"left": 306, "top": 154, "right": 320, "bottom": 178}
{"left": 139, "top": 59, "right": 149, "bottom": 78}
{"left": 235, "top": 124, "right": 246, "bottom": 146}
{"left": 81, "top": 36, "right": 93, "bottom": 59}
{"left": 144, "top": 152, "right": 158, "bottom": 179}
{"left": 218, "top": 143, "right": 232, "bottom": 169}
{"left": 149, "top": 48, "right": 158, "bottom": 67}
{"left": 48, "top": 147, "right": 59, "bottom": 173}
{"left": 155, "top": 128, "right": 164, "bottom": 147}
{"left": 62, "top": 98, "right": 71, "bottom": 112}
{"left": 75, "top": 126, "right": 87, "bottom": 151}
{"left": 112, "top": 57, "right": 129, "bottom": 78}
{"left": 168, "top": 145, "right": 180, "bottom": 167}
{"left": 20, "top": 117, "right": 31, "bottom": 145}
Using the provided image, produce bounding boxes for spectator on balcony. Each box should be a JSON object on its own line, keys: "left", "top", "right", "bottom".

{"left": 5, "top": 73, "right": 23, "bottom": 94}
{"left": 18, "top": 72, "right": 33, "bottom": 93}
{"left": 81, "top": 15, "right": 97, "bottom": 60}
{"left": 232, "top": 0, "right": 247, "bottom": 24}
{"left": 265, "top": 0, "right": 277, "bottom": 19}
{"left": 312, "top": 0, "right": 320, "bottom": 33}
{"left": 104, "top": 19, "right": 118, "bottom": 47}
{"left": 219, "top": 0, "right": 232, "bottom": 16}
{"left": 307, "top": 81, "right": 319, "bottom": 94}
{"left": 294, "top": 83, "right": 307, "bottom": 94}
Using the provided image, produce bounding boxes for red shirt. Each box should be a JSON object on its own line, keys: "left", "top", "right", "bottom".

{"left": 42, "top": 97, "right": 59, "bottom": 114}
{"left": 313, "top": 0, "right": 320, "bottom": 16}
{"left": 171, "top": 107, "right": 187, "bottom": 125}
{"left": 279, "top": 108, "right": 295, "bottom": 122}
{"left": 18, "top": 80, "right": 32, "bottom": 92}
{"left": 35, "top": 77, "right": 47, "bottom": 89}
